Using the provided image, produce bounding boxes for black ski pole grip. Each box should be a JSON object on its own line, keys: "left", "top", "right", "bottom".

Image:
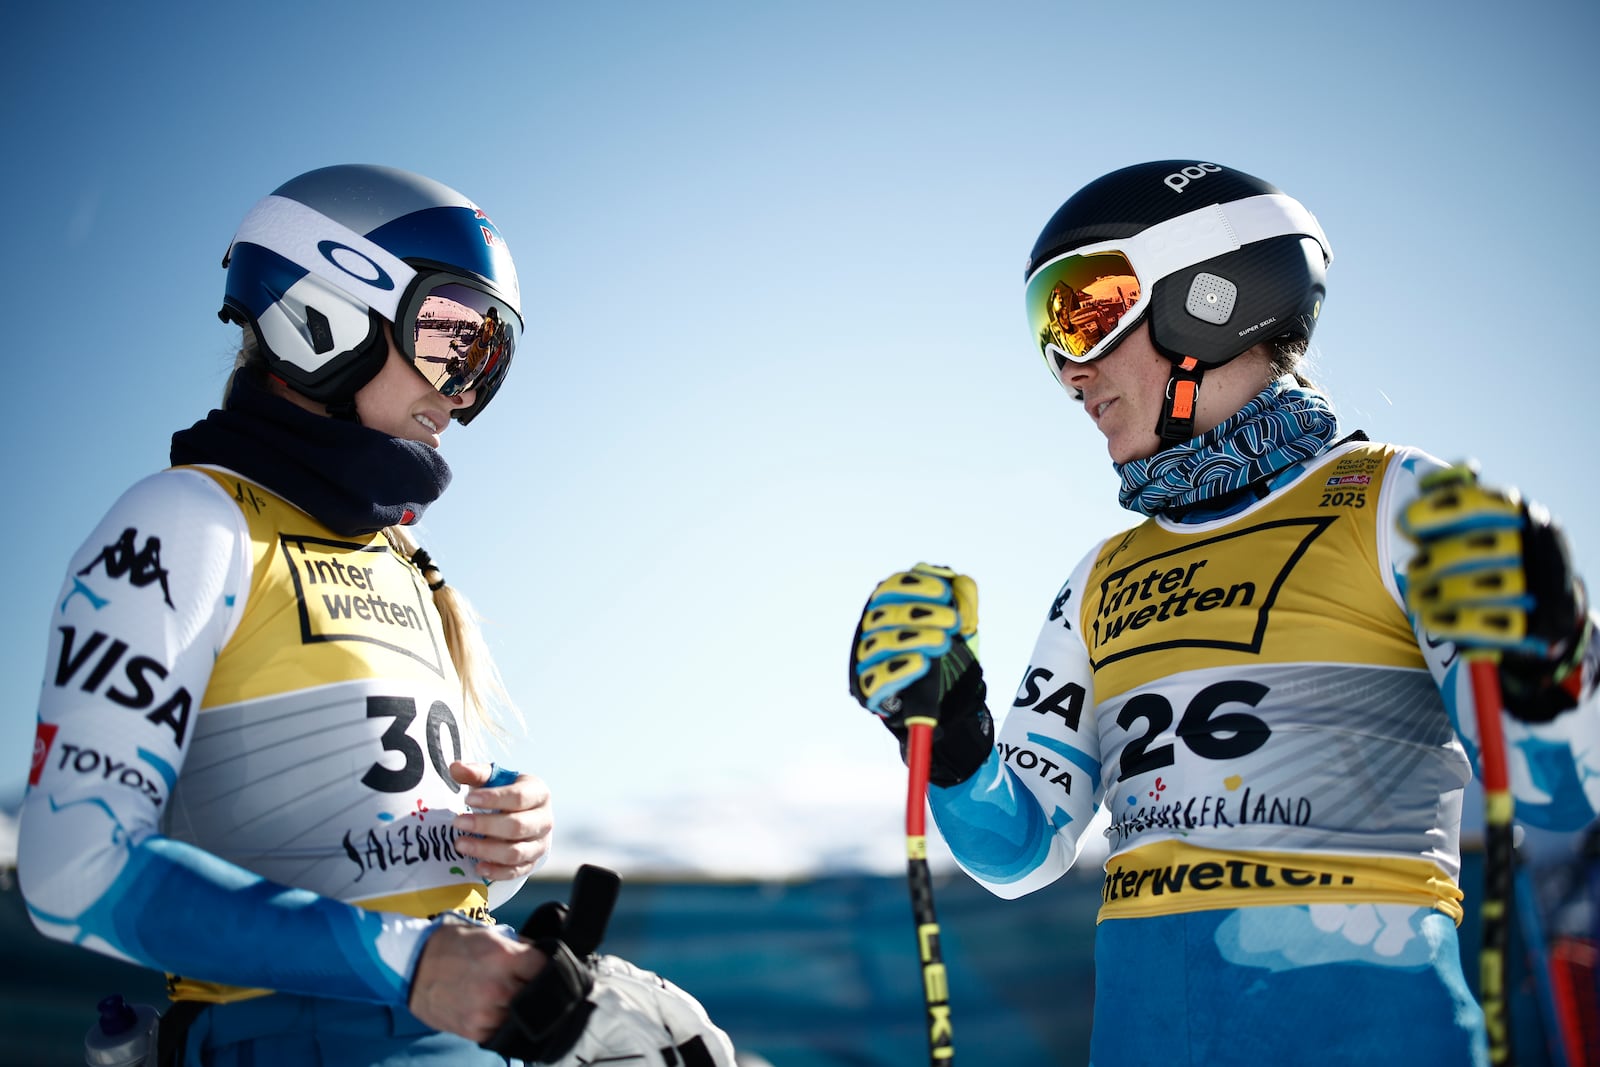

{"left": 562, "top": 864, "right": 621, "bottom": 956}
{"left": 518, "top": 864, "right": 621, "bottom": 956}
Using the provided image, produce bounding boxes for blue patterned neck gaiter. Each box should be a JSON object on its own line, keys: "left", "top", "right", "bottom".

{"left": 1115, "top": 376, "right": 1339, "bottom": 517}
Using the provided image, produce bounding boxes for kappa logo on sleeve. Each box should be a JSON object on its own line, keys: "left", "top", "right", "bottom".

{"left": 78, "top": 528, "right": 173, "bottom": 609}
{"left": 1088, "top": 517, "right": 1335, "bottom": 667}
{"left": 1047, "top": 581, "right": 1075, "bottom": 630}
{"left": 280, "top": 535, "right": 446, "bottom": 674}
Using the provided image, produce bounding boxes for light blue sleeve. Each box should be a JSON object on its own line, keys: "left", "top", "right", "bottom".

{"left": 27, "top": 819, "right": 434, "bottom": 1003}
{"left": 929, "top": 549, "right": 1107, "bottom": 900}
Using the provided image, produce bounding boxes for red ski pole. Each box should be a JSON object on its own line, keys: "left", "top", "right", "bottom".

{"left": 903, "top": 715, "right": 953, "bottom": 1064}
{"left": 1470, "top": 654, "right": 1515, "bottom": 1066}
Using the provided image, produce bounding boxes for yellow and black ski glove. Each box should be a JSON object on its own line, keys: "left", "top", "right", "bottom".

{"left": 1400, "top": 464, "right": 1591, "bottom": 722}
{"left": 849, "top": 563, "right": 993, "bottom": 785}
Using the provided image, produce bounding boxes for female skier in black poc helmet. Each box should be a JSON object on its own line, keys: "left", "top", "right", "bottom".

{"left": 849, "top": 160, "right": 1598, "bottom": 1064}
{"left": 21, "top": 164, "right": 734, "bottom": 1066}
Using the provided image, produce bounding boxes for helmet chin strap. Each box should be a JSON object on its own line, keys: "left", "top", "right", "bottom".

{"left": 1155, "top": 356, "right": 1205, "bottom": 445}
{"left": 325, "top": 396, "right": 363, "bottom": 423}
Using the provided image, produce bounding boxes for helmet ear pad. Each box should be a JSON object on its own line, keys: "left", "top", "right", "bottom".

{"left": 231, "top": 269, "right": 392, "bottom": 404}
{"left": 1147, "top": 235, "right": 1327, "bottom": 369}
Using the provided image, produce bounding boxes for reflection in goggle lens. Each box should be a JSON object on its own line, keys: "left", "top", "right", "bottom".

{"left": 1028, "top": 251, "right": 1141, "bottom": 365}
{"left": 408, "top": 283, "right": 516, "bottom": 397}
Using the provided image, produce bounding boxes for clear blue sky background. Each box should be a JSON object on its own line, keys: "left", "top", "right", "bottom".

{"left": 3, "top": 0, "right": 1596, "bottom": 876}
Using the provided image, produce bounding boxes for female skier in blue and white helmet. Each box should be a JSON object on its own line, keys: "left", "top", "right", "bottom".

{"left": 21, "top": 164, "right": 735, "bottom": 1067}
{"left": 849, "top": 160, "right": 1598, "bottom": 1066}
{"left": 219, "top": 162, "right": 523, "bottom": 426}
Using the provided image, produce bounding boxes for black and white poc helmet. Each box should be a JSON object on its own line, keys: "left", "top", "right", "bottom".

{"left": 1023, "top": 160, "right": 1332, "bottom": 380}
{"left": 220, "top": 163, "right": 523, "bottom": 424}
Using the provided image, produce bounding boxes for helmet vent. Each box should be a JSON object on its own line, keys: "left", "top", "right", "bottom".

{"left": 1185, "top": 272, "right": 1237, "bottom": 325}
{"left": 305, "top": 305, "right": 335, "bottom": 354}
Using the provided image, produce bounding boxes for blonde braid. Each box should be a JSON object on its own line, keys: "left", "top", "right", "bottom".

{"left": 383, "top": 525, "right": 520, "bottom": 744}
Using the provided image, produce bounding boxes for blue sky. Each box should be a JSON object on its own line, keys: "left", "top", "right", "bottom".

{"left": 3, "top": 0, "right": 1596, "bottom": 875}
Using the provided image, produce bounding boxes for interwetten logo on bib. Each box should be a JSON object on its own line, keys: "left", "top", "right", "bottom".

{"left": 1089, "top": 517, "right": 1335, "bottom": 667}
{"left": 280, "top": 535, "right": 447, "bottom": 675}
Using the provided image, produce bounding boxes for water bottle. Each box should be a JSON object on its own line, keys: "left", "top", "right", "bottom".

{"left": 84, "top": 994, "right": 160, "bottom": 1066}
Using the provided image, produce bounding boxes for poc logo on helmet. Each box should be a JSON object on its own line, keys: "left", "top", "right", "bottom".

{"left": 1165, "top": 163, "right": 1223, "bottom": 194}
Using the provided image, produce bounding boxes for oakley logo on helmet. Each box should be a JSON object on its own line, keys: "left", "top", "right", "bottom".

{"left": 317, "top": 240, "right": 396, "bottom": 292}
{"left": 1164, "top": 163, "right": 1223, "bottom": 194}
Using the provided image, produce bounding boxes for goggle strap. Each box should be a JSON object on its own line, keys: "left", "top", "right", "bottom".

{"left": 227, "top": 195, "right": 418, "bottom": 322}
{"left": 1157, "top": 357, "right": 1204, "bottom": 444}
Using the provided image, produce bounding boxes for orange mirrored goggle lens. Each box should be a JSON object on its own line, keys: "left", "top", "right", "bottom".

{"left": 1024, "top": 250, "right": 1143, "bottom": 369}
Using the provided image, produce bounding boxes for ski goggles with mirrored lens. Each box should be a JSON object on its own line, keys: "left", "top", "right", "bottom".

{"left": 394, "top": 274, "right": 520, "bottom": 403}
{"left": 1023, "top": 193, "right": 1331, "bottom": 377}
{"left": 228, "top": 193, "right": 524, "bottom": 423}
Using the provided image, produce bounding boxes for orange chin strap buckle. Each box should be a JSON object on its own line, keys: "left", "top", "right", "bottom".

{"left": 1156, "top": 356, "right": 1204, "bottom": 444}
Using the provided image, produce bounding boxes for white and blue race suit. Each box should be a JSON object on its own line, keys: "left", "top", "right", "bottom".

{"left": 930, "top": 440, "right": 1599, "bottom": 1066}
{"left": 19, "top": 464, "right": 525, "bottom": 1060}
